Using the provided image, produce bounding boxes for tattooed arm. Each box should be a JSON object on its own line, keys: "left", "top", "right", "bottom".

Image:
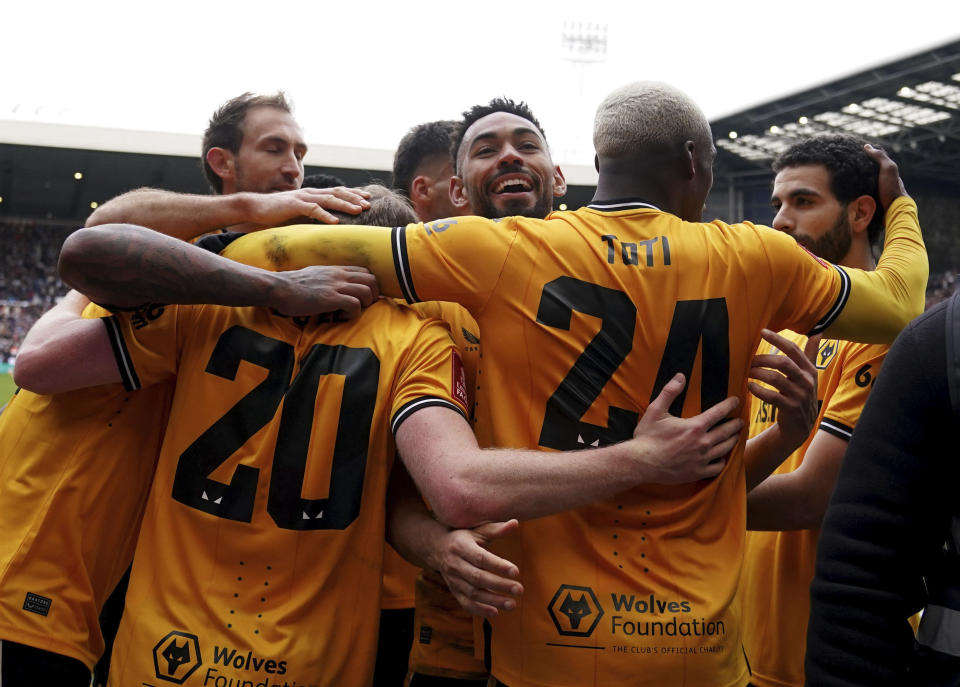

{"left": 58, "top": 224, "right": 379, "bottom": 317}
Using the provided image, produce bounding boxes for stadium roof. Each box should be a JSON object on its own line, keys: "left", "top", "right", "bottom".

{"left": 0, "top": 120, "right": 598, "bottom": 222}
{"left": 711, "top": 38, "right": 960, "bottom": 186}
{"left": 3, "top": 38, "right": 960, "bottom": 222}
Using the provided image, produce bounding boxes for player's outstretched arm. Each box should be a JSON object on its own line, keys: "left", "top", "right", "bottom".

{"left": 220, "top": 223, "right": 404, "bottom": 297}
{"left": 743, "top": 329, "right": 819, "bottom": 490}
{"left": 58, "top": 224, "right": 379, "bottom": 316}
{"left": 395, "top": 374, "right": 742, "bottom": 529}
{"left": 748, "top": 332, "right": 886, "bottom": 530}
{"left": 825, "top": 146, "right": 927, "bottom": 343}
{"left": 386, "top": 463, "right": 523, "bottom": 618}
{"left": 13, "top": 290, "right": 122, "bottom": 394}
{"left": 15, "top": 289, "right": 91, "bottom": 354}
{"left": 85, "top": 187, "right": 371, "bottom": 240}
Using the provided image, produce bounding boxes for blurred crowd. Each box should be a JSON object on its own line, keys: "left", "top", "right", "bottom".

{"left": 0, "top": 219, "right": 73, "bottom": 365}
{"left": 925, "top": 269, "right": 958, "bottom": 309}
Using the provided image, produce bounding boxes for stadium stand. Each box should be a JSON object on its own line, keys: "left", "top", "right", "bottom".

{"left": 0, "top": 219, "right": 73, "bottom": 365}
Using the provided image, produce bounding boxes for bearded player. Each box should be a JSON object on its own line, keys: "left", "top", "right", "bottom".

{"left": 400, "top": 98, "right": 568, "bottom": 687}
{"left": 739, "top": 134, "right": 891, "bottom": 687}
{"left": 14, "top": 197, "right": 744, "bottom": 687}
{"left": 35, "top": 80, "right": 926, "bottom": 686}
{"left": 210, "top": 80, "right": 926, "bottom": 687}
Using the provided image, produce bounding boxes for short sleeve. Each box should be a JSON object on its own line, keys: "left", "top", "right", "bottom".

{"left": 819, "top": 343, "right": 887, "bottom": 440}
{"left": 389, "top": 317, "right": 471, "bottom": 435}
{"left": 103, "top": 303, "right": 194, "bottom": 391}
{"left": 396, "top": 216, "right": 520, "bottom": 313}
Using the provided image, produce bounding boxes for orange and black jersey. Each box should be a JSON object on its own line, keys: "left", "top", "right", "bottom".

{"left": 219, "top": 196, "right": 924, "bottom": 687}
{"left": 101, "top": 300, "right": 466, "bottom": 687}
{"left": 740, "top": 332, "right": 887, "bottom": 687}
{"left": 389, "top": 200, "right": 851, "bottom": 687}
{"left": 0, "top": 303, "right": 170, "bottom": 669}
{"left": 382, "top": 302, "right": 480, "bottom": 615}
{"left": 390, "top": 202, "right": 849, "bottom": 449}
{"left": 408, "top": 567, "right": 489, "bottom": 680}
{"left": 0, "top": 235, "right": 245, "bottom": 667}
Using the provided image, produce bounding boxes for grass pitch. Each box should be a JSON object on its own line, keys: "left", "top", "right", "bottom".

{"left": 0, "top": 372, "right": 17, "bottom": 407}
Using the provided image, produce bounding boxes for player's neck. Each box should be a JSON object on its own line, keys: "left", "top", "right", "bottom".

{"left": 592, "top": 180, "right": 682, "bottom": 217}
{"left": 839, "top": 239, "right": 876, "bottom": 271}
{"left": 594, "top": 159, "right": 689, "bottom": 218}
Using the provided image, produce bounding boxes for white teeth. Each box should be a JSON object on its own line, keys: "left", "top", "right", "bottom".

{"left": 493, "top": 177, "right": 532, "bottom": 193}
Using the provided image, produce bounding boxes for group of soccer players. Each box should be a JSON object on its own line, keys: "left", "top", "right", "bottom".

{"left": 0, "top": 80, "right": 929, "bottom": 687}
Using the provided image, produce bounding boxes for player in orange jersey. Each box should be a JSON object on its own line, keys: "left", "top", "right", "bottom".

{"left": 398, "top": 98, "right": 569, "bottom": 687}
{"left": 14, "top": 214, "right": 742, "bottom": 687}
{"left": 34, "top": 80, "right": 926, "bottom": 687}
{"left": 0, "top": 92, "right": 370, "bottom": 687}
{"left": 372, "top": 119, "right": 474, "bottom": 687}
{"left": 740, "top": 134, "right": 891, "bottom": 687}
{"left": 205, "top": 81, "right": 926, "bottom": 687}
{"left": 391, "top": 97, "right": 822, "bottom": 687}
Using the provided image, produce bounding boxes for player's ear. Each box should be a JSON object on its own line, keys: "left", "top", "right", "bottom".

{"left": 410, "top": 176, "right": 430, "bottom": 205}
{"left": 849, "top": 195, "right": 877, "bottom": 235}
{"left": 450, "top": 175, "right": 470, "bottom": 210}
{"left": 683, "top": 140, "right": 697, "bottom": 180}
{"left": 206, "top": 147, "right": 234, "bottom": 183}
{"left": 552, "top": 166, "right": 567, "bottom": 198}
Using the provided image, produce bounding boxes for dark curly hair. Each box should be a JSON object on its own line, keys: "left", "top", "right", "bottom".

{"left": 201, "top": 92, "right": 293, "bottom": 194}
{"left": 302, "top": 172, "right": 345, "bottom": 189}
{"left": 452, "top": 97, "right": 547, "bottom": 174}
{"left": 772, "top": 134, "right": 884, "bottom": 246}
{"left": 392, "top": 120, "right": 459, "bottom": 197}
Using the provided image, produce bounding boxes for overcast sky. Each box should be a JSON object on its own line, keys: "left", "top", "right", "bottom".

{"left": 4, "top": 0, "right": 958, "bottom": 168}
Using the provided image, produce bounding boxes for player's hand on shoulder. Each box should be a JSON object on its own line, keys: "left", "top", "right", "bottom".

{"left": 268, "top": 265, "right": 379, "bottom": 317}
{"left": 864, "top": 143, "right": 908, "bottom": 208}
{"left": 748, "top": 329, "right": 819, "bottom": 451}
{"left": 632, "top": 373, "right": 742, "bottom": 483}
{"left": 434, "top": 520, "right": 524, "bottom": 619}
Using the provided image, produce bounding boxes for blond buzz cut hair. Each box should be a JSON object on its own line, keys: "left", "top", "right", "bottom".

{"left": 593, "top": 81, "right": 711, "bottom": 158}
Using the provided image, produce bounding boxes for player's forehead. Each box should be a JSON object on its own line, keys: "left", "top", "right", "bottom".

{"left": 462, "top": 111, "right": 545, "bottom": 149}
{"left": 240, "top": 106, "right": 305, "bottom": 148}
{"left": 772, "top": 164, "right": 833, "bottom": 199}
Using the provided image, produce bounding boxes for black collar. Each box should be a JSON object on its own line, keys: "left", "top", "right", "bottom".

{"left": 586, "top": 197, "right": 662, "bottom": 212}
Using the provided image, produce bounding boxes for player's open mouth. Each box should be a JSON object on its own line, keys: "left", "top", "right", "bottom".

{"left": 490, "top": 174, "right": 535, "bottom": 195}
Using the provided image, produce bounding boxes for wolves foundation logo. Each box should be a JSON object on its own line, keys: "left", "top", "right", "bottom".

{"left": 152, "top": 630, "right": 203, "bottom": 684}
{"left": 548, "top": 584, "right": 604, "bottom": 637}
{"left": 560, "top": 593, "right": 592, "bottom": 629}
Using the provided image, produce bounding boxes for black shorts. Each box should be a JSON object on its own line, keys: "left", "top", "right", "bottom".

{"left": 0, "top": 639, "right": 91, "bottom": 687}
{"left": 407, "top": 674, "right": 488, "bottom": 687}
{"left": 374, "top": 607, "right": 416, "bottom": 686}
